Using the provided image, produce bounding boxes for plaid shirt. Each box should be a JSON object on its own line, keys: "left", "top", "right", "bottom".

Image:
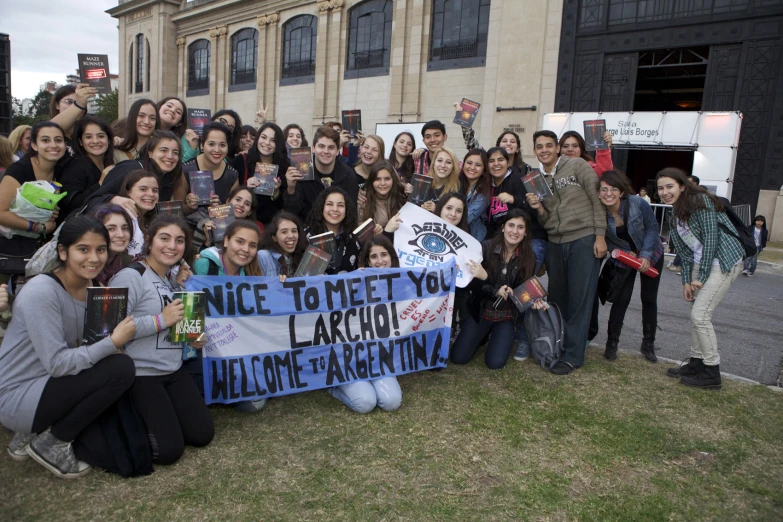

{"left": 668, "top": 195, "right": 744, "bottom": 285}
{"left": 412, "top": 150, "right": 431, "bottom": 176}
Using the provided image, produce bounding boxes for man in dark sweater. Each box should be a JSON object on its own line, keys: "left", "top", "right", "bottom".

{"left": 526, "top": 130, "right": 607, "bottom": 375}
{"left": 282, "top": 126, "right": 360, "bottom": 220}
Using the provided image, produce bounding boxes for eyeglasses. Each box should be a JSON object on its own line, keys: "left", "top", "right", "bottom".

{"left": 599, "top": 187, "right": 621, "bottom": 194}
{"left": 61, "top": 98, "right": 76, "bottom": 105}
{"left": 218, "top": 118, "right": 235, "bottom": 132}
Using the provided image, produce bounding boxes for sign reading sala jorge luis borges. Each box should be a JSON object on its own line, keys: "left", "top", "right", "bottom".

{"left": 184, "top": 261, "right": 456, "bottom": 404}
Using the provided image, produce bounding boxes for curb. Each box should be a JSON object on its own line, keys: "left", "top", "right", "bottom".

{"left": 757, "top": 260, "right": 783, "bottom": 274}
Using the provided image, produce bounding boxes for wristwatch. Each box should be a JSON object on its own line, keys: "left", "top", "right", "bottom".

{"left": 34, "top": 222, "right": 47, "bottom": 235}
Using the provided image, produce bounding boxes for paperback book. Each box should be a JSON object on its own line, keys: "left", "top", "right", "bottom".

{"left": 253, "top": 163, "right": 279, "bottom": 196}
{"left": 453, "top": 98, "right": 481, "bottom": 128}
{"left": 583, "top": 119, "right": 608, "bottom": 151}
{"left": 77, "top": 54, "right": 112, "bottom": 95}
{"left": 409, "top": 173, "right": 433, "bottom": 206}
{"left": 170, "top": 292, "right": 206, "bottom": 343}
{"left": 208, "top": 204, "right": 235, "bottom": 244}
{"left": 341, "top": 109, "right": 362, "bottom": 137}
{"left": 187, "top": 109, "right": 211, "bottom": 137}
{"left": 293, "top": 245, "right": 331, "bottom": 278}
{"left": 522, "top": 169, "right": 553, "bottom": 202}
{"left": 352, "top": 218, "right": 376, "bottom": 247}
{"left": 510, "top": 277, "right": 548, "bottom": 313}
{"left": 308, "top": 230, "right": 336, "bottom": 257}
{"left": 188, "top": 170, "right": 215, "bottom": 205}
{"left": 290, "top": 147, "right": 314, "bottom": 181}
{"left": 156, "top": 200, "right": 184, "bottom": 217}
{"left": 83, "top": 287, "right": 128, "bottom": 345}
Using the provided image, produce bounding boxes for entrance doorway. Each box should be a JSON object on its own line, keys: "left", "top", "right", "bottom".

{"left": 625, "top": 149, "right": 694, "bottom": 199}
{"left": 633, "top": 46, "right": 709, "bottom": 111}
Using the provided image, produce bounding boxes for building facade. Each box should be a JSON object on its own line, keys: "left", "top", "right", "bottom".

{"left": 107, "top": 0, "right": 563, "bottom": 165}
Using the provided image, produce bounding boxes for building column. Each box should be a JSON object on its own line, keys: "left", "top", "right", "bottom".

{"left": 314, "top": 0, "right": 344, "bottom": 131}
{"left": 257, "top": 12, "right": 280, "bottom": 123}
{"left": 209, "top": 25, "right": 227, "bottom": 112}
{"left": 176, "top": 36, "right": 186, "bottom": 100}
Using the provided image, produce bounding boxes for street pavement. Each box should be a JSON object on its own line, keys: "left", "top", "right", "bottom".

{"left": 586, "top": 260, "right": 783, "bottom": 385}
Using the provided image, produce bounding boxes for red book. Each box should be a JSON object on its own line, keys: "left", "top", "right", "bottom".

{"left": 611, "top": 249, "right": 660, "bottom": 278}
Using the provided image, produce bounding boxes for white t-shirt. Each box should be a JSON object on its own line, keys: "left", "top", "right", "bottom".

{"left": 127, "top": 217, "right": 144, "bottom": 256}
{"left": 676, "top": 220, "right": 719, "bottom": 267}
{"left": 754, "top": 227, "right": 762, "bottom": 247}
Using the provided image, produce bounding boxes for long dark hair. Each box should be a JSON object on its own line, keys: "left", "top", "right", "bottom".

{"left": 363, "top": 161, "right": 406, "bottom": 223}
{"left": 495, "top": 131, "right": 526, "bottom": 172}
{"left": 306, "top": 186, "right": 358, "bottom": 236}
{"left": 49, "top": 85, "right": 76, "bottom": 118}
{"left": 118, "top": 169, "right": 159, "bottom": 232}
{"left": 28, "top": 122, "right": 65, "bottom": 159}
{"left": 459, "top": 149, "right": 490, "bottom": 201}
{"left": 117, "top": 98, "right": 159, "bottom": 153}
{"left": 283, "top": 123, "right": 308, "bottom": 147}
{"left": 246, "top": 122, "right": 289, "bottom": 172}
{"left": 137, "top": 130, "right": 184, "bottom": 196}
{"left": 359, "top": 235, "right": 400, "bottom": 268}
{"left": 212, "top": 109, "right": 243, "bottom": 159}
{"left": 261, "top": 211, "right": 307, "bottom": 276}
{"left": 142, "top": 214, "right": 194, "bottom": 266}
{"left": 559, "top": 131, "right": 593, "bottom": 163}
{"left": 56, "top": 215, "right": 110, "bottom": 266}
{"left": 656, "top": 167, "right": 724, "bottom": 223}
{"left": 72, "top": 115, "right": 115, "bottom": 168}
{"left": 218, "top": 219, "right": 263, "bottom": 276}
{"left": 485, "top": 209, "right": 535, "bottom": 284}
{"left": 388, "top": 131, "right": 415, "bottom": 183}
{"left": 156, "top": 97, "right": 188, "bottom": 138}
{"left": 435, "top": 192, "right": 470, "bottom": 233}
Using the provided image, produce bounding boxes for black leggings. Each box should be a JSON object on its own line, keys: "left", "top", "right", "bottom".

{"left": 130, "top": 366, "right": 214, "bottom": 465}
{"left": 32, "top": 354, "right": 135, "bottom": 441}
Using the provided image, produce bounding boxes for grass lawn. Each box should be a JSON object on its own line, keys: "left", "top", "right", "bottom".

{"left": 2, "top": 348, "right": 782, "bottom": 521}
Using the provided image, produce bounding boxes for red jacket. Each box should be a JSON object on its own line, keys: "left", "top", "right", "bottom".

{"left": 588, "top": 148, "right": 614, "bottom": 177}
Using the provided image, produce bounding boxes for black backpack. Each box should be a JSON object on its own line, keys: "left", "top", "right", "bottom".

{"left": 524, "top": 303, "right": 565, "bottom": 370}
{"left": 717, "top": 197, "right": 757, "bottom": 259}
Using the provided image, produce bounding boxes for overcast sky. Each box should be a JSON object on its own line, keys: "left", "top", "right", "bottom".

{"left": 0, "top": 0, "right": 119, "bottom": 99}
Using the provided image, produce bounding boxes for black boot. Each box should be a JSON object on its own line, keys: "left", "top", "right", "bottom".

{"left": 640, "top": 323, "right": 658, "bottom": 363}
{"left": 680, "top": 364, "right": 722, "bottom": 390}
{"left": 604, "top": 323, "right": 622, "bottom": 361}
{"left": 667, "top": 357, "right": 704, "bottom": 378}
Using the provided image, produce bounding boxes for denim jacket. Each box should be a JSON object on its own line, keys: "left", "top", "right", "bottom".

{"left": 466, "top": 184, "right": 489, "bottom": 241}
{"left": 605, "top": 195, "right": 663, "bottom": 264}
{"left": 257, "top": 249, "right": 287, "bottom": 277}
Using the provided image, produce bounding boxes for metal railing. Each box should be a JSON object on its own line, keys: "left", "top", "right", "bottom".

{"left": 732, "top": 204, "right": 752, "bottom": 226}
{"left": 650, "top": 203, "right": 674, "bottom": 248}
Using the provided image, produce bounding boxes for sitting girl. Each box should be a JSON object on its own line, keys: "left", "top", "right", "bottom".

{"left": 88, "top": 203, "right": 134, "bottom": 285}
{"left": 328, "top": 235, "right": 402, "bottom": 413}
{"left": 257, "top": 211, "right": 307, "bottom": 277}
{"left": 305, "top": 187, "right": 362, "bottom": 274}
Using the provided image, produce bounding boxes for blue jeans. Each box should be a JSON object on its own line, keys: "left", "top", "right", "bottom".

{"left": 546, "top": 235, "right": 601, "bottom": 368}
{"left": 451, "top": 314, "right": 517, "bottom": 369}
{"left": 330, "top": 377, "right": 402, "bottom": 414}
{"left": 743, "top": 250, "right": 760, "bottom": 273}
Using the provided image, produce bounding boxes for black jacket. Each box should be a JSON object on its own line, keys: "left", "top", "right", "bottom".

{"left": 281, "top": 159, "right": 360, "bottom": 221}
{"left": 232, "top": 152, "right": 286, "bottom": 226}
{"left": 58, "top": 155, "right": 102, "bottom": 221}
{"left": 485, "top": 170, "right": 547, "bottom": 240}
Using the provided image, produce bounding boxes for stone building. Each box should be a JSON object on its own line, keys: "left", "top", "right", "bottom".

{"left": 107, "top": 0, "right": 563, "bottom": 164}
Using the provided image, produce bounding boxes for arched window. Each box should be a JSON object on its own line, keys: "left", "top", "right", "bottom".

{"left": 429, "top": 0, "right": 491, "bottom": 71}
{"left": 345, "top": 0, "right": 392, "bottom": 79}
{"left": 135, "top": 33, "right": 145, "bottom": 93}
{"left": 128, "top": 45, "right": 133, "bottom": 94}
{"left": 188, "top": 39, "right": 210, "bottom": 95}
{"left": 281, "top": 15, "right": 317, "bottom": 86}
{"left": 230, "top": 28, "right": 258, "bottom": 91}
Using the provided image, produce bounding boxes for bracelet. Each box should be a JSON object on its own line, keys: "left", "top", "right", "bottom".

{"left": 27, "top": 220, "right": 34, "bottom": 232}
{"left": 153, "top": 314, "right": 166, "bottom": 333}
{"left": 73, "top": 101, "right": 87, "bottom": 111}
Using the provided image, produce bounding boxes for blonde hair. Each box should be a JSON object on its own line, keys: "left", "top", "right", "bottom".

{"left": 8, "top": 125, "right": 31, "bottom": 156}
{"left": 0, "top": 136, "right": 13, "bottom": 169}
{"left": 431, "top": 146, "right": 462, "bottom": 195}
{"left": 355, "top": 135, "right": 385, "bottom": 166}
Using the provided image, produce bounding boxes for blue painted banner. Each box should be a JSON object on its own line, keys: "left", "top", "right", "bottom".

{"left": 184, "top": 261, "right": 456, "bottom": 404}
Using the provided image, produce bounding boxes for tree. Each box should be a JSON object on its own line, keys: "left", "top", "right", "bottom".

{"left": 95, "top": 88, "right": 119, "bottom": 124}
{"left": 29, "top": 90, "right": 53, "bottom": 121}
{"left": 11, "top": 96, "right": 35, "bottom": 128}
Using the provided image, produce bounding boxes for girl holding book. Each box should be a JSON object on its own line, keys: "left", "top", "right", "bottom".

{"left": 327, "top": 235, "right": 402, "bottom": 414}
{"left": 257, "top": 211, "right": 308, "bottom": 277}
{"left": 358, "top": 161, "right": 407, "bottom": 229}
{"left": 283, "top": 123, "right": 308, "bottom": 155}
{"left": 458, "top": 149, "right": 491, "bottom": 241}
{"left": 110, "top": 214, "right": 213, "bottom": 465}
{"left": 114, "top": 99, "right": 159, "bottom": 163}
{"left": 88, "top": 203, "right": 134, "bottom": 285}
{"left": 0, "top": 215, "right": 137, "bottom": 478}
{"left": 200, "top": 186, "right": 258, "bottom": 251}
{"left": 451, "top": 209, "right": 543, "bottom": 369}
{"left": 455, "top": 102, "right": 531, "bottom": 176}
{"left": 388, "top": 131, "right": 416, "bottom": 186}
{"left": 559, "top": 130, "right": 614, "bottom": 177}
{"left": 421, "top": 147, "right": 461, "bottom": 213}
{"left": 353, "top": 135, "right": 385, "bottom": 186}
{"left": 305, "top": 187, "right": 362, "bottom": 274}
{"left": 181, "top": 110, "right": 244, "bottom": 163}
{"left": 484, "top": 147, "right": 529, "bottom": 239}
{"left": 232, "top": 122, "right": 287, "bottom": 227}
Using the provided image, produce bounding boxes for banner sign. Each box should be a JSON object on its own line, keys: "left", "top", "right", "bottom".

{"left": 394, "top": 202, "right": 483, "bottom": 288}
{"left": 184, "top": 262, "right": 456, "bottom": 404}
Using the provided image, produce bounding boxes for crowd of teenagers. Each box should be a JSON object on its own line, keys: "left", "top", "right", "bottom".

{"left": 0, "top": 85, "right": 748, "bottom": 480}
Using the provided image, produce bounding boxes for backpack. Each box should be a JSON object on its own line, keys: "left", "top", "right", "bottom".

{"left": 717, "top": 197, "right": 757, "bottom": 259}
{"left": 523, "top": 303, "right": 565, "bottom": 370}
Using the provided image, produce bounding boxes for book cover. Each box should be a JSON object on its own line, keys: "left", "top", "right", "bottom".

{"left": 83, "top": 287, "right": 128, "bottom": 345}
{"left": 341, "top": 109, "right": 362, "bottom": 137}
{"left": 293, "top": 245, "right": 331, "bottom": 278}
{"left": 253, "top": 163, "right": 279, "bottom": 196}
{"left": 583, "top": 119, "right": 608, "bottom": 151}
{"left": 510, "top": 277, "right": 548, "bottom": 313}
{"left": 78, "top": 54, "right": 112, "bottom": 95}
{"left": 352, "top": 218, "right": 376, "bottom": 247}
{"left": 290, "top": 147, "right": 314, "bottom": 181}
{"left": 308, "top": 230, "right": 336, "bottom": 257}
{"left": 170, "top": 292, "right": 206, "bottom": 343}
{"left": 156, "top": 200, "right": 184, "bottom": 217}
{"left": 187, "top": 108, "right": 211, "bottom": 137}
{"left": 208, "top": 204, "right": 235, "bottom": 244}
{"left": 409, "top": 173, "right": 433, "bottom": 206}
{"left": 453, "top": 98, "right": 481, "bottom": 128}
{"left": 188, "top": 170, "right": 215, "bottom": 205}
{"left": 522, "top": 169, "right": 553, "bottom": 202}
